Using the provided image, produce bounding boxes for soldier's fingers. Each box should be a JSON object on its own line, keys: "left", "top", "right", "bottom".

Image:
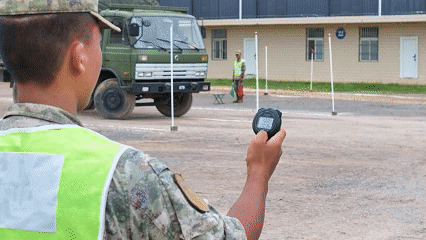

{"left": 267, "top": 129, "right": 286, "bottom": 145}
{"left": 253, "top": 131, "right": 268, "bottom": 143}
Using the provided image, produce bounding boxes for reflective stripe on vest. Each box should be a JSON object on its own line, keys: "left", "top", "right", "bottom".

{"left": 0, "top": 124, "right": 129, "bottom": 240}
{"left": 234, "top": 59, "right": 245, "bottom": 77}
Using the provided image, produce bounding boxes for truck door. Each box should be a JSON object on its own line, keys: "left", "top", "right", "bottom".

{"left": 102, "top": 18, "right": 131, "bottom": 83}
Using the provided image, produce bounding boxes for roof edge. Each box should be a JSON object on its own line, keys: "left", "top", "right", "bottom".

{"left": 197, "top": 14, "right": 426, "bottom": 26}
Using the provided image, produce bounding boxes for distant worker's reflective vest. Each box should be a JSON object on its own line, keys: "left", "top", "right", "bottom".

{"left": 0, "top": 124, "right": 129, "bottom": 240}
{"left": 233, "top": 59, "right": 246, "bottom": 77}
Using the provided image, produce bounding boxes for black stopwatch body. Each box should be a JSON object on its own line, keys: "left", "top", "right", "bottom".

{"left": 252, "top": 108, "right": 282, "bottom": 140}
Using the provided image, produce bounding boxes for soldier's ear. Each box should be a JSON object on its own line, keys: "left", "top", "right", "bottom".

{"left": 70, "top": 41, "right": 88, "bottom": 75}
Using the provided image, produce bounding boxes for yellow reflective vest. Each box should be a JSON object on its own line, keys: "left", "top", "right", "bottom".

{"left": 233, "top": 59, "right": 246, "bottom": 77}
{"left": 0, "top": 124, "right": 129, "bottom": 240}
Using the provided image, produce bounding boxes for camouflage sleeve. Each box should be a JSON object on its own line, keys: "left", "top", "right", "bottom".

{"left": 103, "top": 148, "right": 247, "bottom": 240}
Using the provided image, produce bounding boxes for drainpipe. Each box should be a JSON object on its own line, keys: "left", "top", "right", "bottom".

{"left": 378, "top": 0, "right": 382, "bottom": 16}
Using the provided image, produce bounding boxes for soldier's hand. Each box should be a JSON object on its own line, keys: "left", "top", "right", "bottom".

{"left": 245, "top": 129, "right": 286, "bottom": 181}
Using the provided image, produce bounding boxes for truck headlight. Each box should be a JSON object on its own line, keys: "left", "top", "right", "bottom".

{"left": 139, "top": 55, "right": 148, "bottom": 61}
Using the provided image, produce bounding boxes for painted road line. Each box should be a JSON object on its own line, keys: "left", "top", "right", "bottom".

{"left": 274, "top": 95, "right": 302, "bottom": 98}
{"left": 193, "top": 107, "right": 354, "bottom": 117}
{"left": 192, "top": 107, "right": 255, "bottom": 112}
{"left": 346, "top": 93, "right": 426, "bottom": 100}
{"left": 85, "top": 123, "right": 168, "bottom": 132}
{"left": 280, "top": 110, "right": 354, "bottom": 116}
{"left": 198, "top": 118, "right": 252, "bottom": 123}
{"left": 0, "top": 97, "right": 13, "bottom": 102}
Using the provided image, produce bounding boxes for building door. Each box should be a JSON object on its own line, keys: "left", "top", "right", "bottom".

{"left": 400, "top": 37, "right": 418, "bottom": 79}
{"left": 244, "top": 38, "right": 256, "bottom": 75}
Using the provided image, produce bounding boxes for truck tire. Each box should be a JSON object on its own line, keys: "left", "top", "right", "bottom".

{"left": 84, "top": 92, "right": 96, "bottom": 110}
{"left": 94, "top": 78, "right": 135, "bottom": 119}
{"left": 3, "top": 70, "right": 11, "bottom": 82}
{"left": 156, "top": 93, "right": 192, "bottom": 117}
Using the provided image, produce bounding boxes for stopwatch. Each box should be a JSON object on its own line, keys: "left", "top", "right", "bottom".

{"left": 252, "top": 108, "right": 282, "bottom": 140}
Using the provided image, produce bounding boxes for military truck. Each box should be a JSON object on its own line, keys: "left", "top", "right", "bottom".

{"left": 90, "top": 3, "right": 210, "bottom": 119}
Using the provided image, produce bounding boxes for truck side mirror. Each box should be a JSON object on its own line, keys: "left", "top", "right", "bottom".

{"left": 200, "top": 26, "right": 206, "bottom": 39}
{"left": 129, "top": 23, "right": 140, "bottom": 37}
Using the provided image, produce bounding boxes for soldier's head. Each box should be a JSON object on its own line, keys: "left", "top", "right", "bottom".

{"left": 235, "top": 50, "right": 242, "bottom": 60}
{"left": 0, "top": 0, "right": 119, "bottom": 87}
{"left": 0, "top": 0, "right": 120, "bottom": 112}
{"left": 0, "top": 13, "right": 97, "bottom": 87}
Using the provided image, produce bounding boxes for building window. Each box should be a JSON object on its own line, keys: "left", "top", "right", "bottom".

{"left": 212, "top": 29, "right": 227, "bottom": 60}
{"left": 360, "top": 28, "right": 378, "bottom": 61}
{"left": 306, "top": 28, "right": 324, "bottom": 61}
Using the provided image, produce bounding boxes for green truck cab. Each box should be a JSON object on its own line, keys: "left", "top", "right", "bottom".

{"left": 91, "top": 4, "right": 210, "bottom": 119}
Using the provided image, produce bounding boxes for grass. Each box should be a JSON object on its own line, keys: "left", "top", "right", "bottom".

{"left": 209, "top": 78, "right": 426, "bottom": 95}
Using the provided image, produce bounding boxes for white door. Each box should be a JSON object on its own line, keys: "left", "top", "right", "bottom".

{"left": 400, "top": 37, "right": 418, "bottom": 79}
{"left": 244, "top": 38, "right": 256, "bottom": 75}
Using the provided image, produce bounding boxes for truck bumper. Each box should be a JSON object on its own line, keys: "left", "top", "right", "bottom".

{"left": 126, "top": 81, "right": 210, "bottom": 94}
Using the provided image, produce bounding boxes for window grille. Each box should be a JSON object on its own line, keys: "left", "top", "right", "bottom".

{"left": 212, "top": 29, "right": 227, "bottom": 60}
{"left": 307, "top": 28, "right": 324, "bottom": 38}
{"left": 360, "top": 28, "right": 379, "bottom": 61}
{"left": 360, "top": 28, "right": 378, "bottom": 38}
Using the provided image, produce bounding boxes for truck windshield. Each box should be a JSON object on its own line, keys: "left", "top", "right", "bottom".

{"left": 130, "top": 17, "right": 205, "bottom": 50}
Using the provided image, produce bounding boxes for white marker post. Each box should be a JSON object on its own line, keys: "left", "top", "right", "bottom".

{"left": 239, "top": 0, "right": 243, "bottom": 20}
{"left": 255, "top": 32, "right": 259, "bottom": 111}
{"left": 265, "top": 46, "right": 268, "bottom": 95}
{"left": 170, "top": 23, "right": 178, "bottom": 130}
{"left": 310, "top": 49, "right": 314, "bottom": 91}
{"left": 328, "top": 33, "right": 337, "bottom": 116}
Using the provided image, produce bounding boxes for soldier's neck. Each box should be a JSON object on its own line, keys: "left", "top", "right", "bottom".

{"left": 15, "top": 81, "right": 78, "bottom": 116}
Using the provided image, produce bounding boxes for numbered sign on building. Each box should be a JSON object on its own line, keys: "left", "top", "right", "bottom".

{"left": 336, "top": 28, "right": 346, "bottom": 40}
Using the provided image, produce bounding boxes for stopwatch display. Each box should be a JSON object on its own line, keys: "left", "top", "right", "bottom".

{"left": 252, "top": 108, "right": 282, "bottom": 140}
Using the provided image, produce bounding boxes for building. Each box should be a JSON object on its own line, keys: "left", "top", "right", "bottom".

{"left": 158, "top": 0, "right": 426, "bottom": 85}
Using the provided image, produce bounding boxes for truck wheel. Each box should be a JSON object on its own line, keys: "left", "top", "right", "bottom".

{"left": 156, "top": 93, "right": 192, "bottom": 117}
{"left": 4, "top": 71, "right": 11, "bottom": 82}
{"left": 94, "top": 78, "right": 135, "bottom": 119}
{"left": 84, "top": 92, "right": 96, "bottom": 110}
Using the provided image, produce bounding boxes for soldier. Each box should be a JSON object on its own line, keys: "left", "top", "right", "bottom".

{"left": 233, "top": 50, "right": 246, "bottom": 103}
{"left": 0, "top": 1, "right": 286, "bottom": 239}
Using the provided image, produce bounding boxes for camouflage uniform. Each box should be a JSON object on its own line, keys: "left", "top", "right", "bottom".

{"left": 0, "top": 103, "right": 247, "bottom": 240}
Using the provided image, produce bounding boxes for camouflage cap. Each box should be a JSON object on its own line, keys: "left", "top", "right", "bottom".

{"left": 0, "top": 0, "right": 120, "bottom": 32}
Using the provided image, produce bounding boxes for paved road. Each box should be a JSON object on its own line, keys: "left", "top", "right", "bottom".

{"left": 1, "top": 82, "right": 425, "bottom": 118}
{"left": 197, "top": 89, "right": 426, "bottom": 117}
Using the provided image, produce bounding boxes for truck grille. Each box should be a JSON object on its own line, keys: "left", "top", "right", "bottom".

{"left": 135, "top": 63, "right": 208, "bottom": 80}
